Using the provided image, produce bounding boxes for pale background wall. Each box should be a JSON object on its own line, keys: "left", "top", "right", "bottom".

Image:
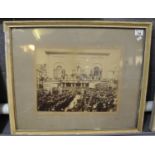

{"left": 36, "top": 48, "right": 121, "bottom": 80}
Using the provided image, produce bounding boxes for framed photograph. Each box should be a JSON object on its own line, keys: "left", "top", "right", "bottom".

{"left": 4, "top": 20, "right": 152, "bottom": 135}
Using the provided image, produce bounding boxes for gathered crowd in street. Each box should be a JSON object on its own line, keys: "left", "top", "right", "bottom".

{"left": 37, "top": 82, "right": 118, "bottom": 112}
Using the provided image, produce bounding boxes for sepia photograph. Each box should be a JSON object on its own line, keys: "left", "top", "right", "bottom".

{"left": 36, "top": 49, "right": 121, "bottom": 112}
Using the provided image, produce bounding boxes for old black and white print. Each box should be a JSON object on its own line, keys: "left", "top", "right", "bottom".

{"left": 36, "top": 49, "right": 121, "bottom": 112}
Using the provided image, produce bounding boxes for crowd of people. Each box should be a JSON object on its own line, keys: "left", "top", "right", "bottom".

{"left": 67, "top": 86, "right": 117, "bottom": 112}
{"left": 37, "top": 89, "right": 75, "bottom": 111}
{"left": 37, "top": 82, "right": 118, "bottom": 112}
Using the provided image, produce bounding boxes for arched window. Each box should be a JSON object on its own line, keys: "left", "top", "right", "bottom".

{"left": 93, "top": 66, "right": 102, "bottom": 80}
{"left": 54, "top": 65, "right": 63, "bottom": 80}
{"left": 94, "top": 66, "right": 100, "bottom": 76}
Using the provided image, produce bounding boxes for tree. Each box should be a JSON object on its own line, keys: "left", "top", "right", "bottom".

{"left": 36, "top": 64, "right": 48, "bottom": 89}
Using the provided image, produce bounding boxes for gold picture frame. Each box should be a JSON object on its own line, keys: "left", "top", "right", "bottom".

{"left": 4, "top": 20, "right": 152, "bottom": 135}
